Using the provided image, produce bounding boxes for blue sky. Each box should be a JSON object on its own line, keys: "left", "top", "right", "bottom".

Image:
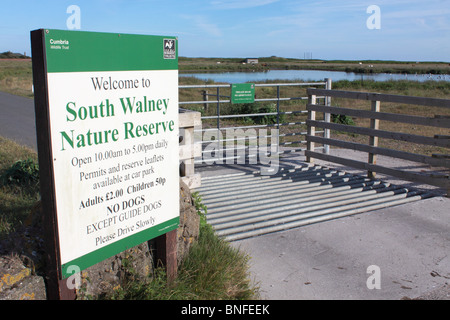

{"left": 1, "top": 0, "right": 449, "bottom": 61}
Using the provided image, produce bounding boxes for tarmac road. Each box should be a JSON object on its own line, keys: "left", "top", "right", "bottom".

{"left": 0, "top": 91, "right": 37, "bottom": 150}
{"left": 230, "top": 196, "right": 450, "bottom": 300}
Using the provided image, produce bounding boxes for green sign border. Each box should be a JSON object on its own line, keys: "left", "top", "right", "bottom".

{"left": 231, "top": 83, "right": 255, "bottom": 104}
{"left": 61, "top": 217, "right": 179, "bottom": 279}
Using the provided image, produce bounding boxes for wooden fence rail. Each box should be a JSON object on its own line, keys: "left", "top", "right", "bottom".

{"left": 306, "top": 88, "right": 450, "bottom": 192}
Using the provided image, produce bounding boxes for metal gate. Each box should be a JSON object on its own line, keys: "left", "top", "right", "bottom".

{"left": 179, "top": 79, "right": 332, "bottom": 165}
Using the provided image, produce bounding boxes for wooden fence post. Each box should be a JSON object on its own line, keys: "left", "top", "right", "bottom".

{"left": 368, "top": 100, "right": 381, "bottom": 178}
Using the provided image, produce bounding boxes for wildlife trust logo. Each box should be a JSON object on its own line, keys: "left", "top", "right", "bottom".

{"left": 163, "top": 39, "right": 176, "bottom": 59}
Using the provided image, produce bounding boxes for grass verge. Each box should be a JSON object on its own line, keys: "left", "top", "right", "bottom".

{"left": 107, "top": 225, "right": 259, "bottom": 300}
{"left": 105, "top": 192, "right": 259, "bottom": 300}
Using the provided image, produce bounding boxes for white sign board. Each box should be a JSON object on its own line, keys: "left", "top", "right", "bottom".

{"left": 32, "top": 29, "right": 179, "bottom": 278}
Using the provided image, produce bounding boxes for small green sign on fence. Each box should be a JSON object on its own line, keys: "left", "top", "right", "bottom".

{"left": 231, "top": 83, "right": 255, "bottom": 104}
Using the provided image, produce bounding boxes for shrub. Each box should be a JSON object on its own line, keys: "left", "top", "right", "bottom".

{"left": 230, "top": 102, "right": 285, "bottom": 125}
{"left": 1, "top": 158, "right": 39, "bottom": 190}
{"left": 331, "top": 114, "right": 355, "bottom": 126}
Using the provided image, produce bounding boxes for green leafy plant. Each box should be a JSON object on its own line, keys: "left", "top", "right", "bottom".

{"left": 0, "top": 139, "right": 40, "bottom": 237}
{"left": 1, "top": 158, "right": 39, "bottom": 190}
{"left": 191, "top": 191, "right": 211, "bottom": 234}
{"left": 230, "top": 102, "right": 285, "bottom": 125}
{"left": 331, "top": 113, "right": 355, "bottom": 126}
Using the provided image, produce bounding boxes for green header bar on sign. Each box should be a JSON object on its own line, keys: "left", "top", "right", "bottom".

{"left": 231, "top": 83, "right": 255, "bottom": 104}
{"left": 42, "top": 29, "right": 178, "bottom": 73}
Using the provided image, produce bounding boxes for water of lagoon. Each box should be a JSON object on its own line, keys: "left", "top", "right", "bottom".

{"left": 180, "top": 69, "right": 450, "bottom": 84}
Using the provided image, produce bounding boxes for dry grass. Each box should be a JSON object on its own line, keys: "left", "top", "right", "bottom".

{"left": 0, "top": 59, "right": 33, "bottom": 98}
{"left": 325, "top": 81, "right": 450, "bottom": 156}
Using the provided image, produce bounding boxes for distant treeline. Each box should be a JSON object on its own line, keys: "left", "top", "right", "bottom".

{"left": 0, "top": 51, "right": 30, "bottom": 59}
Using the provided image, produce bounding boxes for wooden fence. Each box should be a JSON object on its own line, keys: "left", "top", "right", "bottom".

{"left": 306, "top": 88, "right": 450, "bottom": 193}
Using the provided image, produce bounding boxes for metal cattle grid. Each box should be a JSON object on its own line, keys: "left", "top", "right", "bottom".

{"left": 194, "top": 163, "right": 435, "bottom": 241}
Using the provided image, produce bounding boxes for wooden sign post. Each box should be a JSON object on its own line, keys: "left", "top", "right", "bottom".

{"left": 31, "top": 29, "right": 179, "bottom": 299}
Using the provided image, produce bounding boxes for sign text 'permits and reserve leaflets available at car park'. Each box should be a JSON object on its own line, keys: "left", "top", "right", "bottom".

{"left": 31, "top": 29, "right": 179, "bottom": 279}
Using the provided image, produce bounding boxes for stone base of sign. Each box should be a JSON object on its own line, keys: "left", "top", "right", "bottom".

{"left": 0, "top": 178, "right": 199, "bottom": 300}
{"left": 178, "top": 179, "right": 200, "bottom": 265}
{"left": 74, "top": 241, "right": 153, "bottom": 299}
